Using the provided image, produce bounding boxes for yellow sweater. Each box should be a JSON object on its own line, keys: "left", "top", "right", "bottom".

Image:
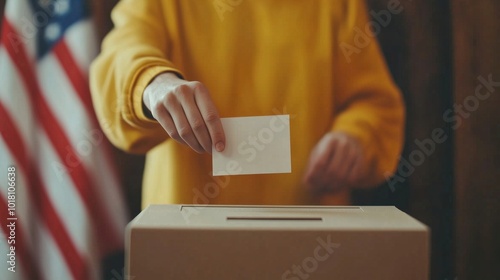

{"left": 90, "top": 0, "right": 404, "bottom": 207}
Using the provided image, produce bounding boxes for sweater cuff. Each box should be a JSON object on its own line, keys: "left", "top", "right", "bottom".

{"left": 331, "top": 119, "right": 373, "bottom": 156}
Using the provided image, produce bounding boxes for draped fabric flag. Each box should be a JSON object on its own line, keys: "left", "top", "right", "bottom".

{"left": 0, "top": 0, "right": 128, "bottom": 279}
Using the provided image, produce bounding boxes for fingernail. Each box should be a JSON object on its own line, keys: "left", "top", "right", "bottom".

{"left": 215, "top": 142, "right": 225, "bottom": 152}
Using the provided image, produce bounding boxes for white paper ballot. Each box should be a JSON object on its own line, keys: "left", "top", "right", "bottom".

{"left": 212, "top": 115, "right": 291, "bottom": 176}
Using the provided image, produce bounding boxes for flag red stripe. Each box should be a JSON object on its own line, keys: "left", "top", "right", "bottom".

{"left": 36, "top": 91, "right": 123, "bottom": 255}
{"left": 0, "top": 194, "right": 40, "bottom": 280}
{"left": 2, "top": 20, "right": 89, "bottom": 279}
{"left": 53, "top": 39, "right": 124, "bottom": 213}
{"left": 53, "top": 40, "right": 94, "bottom": 118}
{"left": 0, "top": 101, "right": 88, "bottom": 279}
{"left": 3, "top": 20, "right": 121, "bottom": 256}
{"left": 0, "top": 102, "right": 39, "bottom": 280}
{"left": 53, "top": 38, "right": 125, "bottom": 226}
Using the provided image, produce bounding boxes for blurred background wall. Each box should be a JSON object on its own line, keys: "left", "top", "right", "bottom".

{"left": 1, "top": 0, "right": 499, "bottom": 279}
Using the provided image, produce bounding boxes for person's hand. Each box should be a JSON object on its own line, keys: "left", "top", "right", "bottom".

{"left": 303, "top": 132, "right": 366, "bottom": 193}
{"left": 142, "top": 72, "right": 225, "bottom": 154}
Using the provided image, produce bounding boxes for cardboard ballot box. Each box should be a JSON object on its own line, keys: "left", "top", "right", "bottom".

{"left": 126, "top": 205, "right": 429, "bottom": 280}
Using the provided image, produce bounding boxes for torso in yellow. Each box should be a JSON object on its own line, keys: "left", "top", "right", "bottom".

{"left": 90, "top": 0, "right": 405, "bottom": 207}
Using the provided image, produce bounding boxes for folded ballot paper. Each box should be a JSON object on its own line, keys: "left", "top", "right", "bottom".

{"left": 212, "top": 115, "right": 291, "bottom": 176}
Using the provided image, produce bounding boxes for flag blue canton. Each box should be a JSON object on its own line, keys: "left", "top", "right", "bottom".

{"left": 29, "top": 0, "right": 90, "bottom": 58}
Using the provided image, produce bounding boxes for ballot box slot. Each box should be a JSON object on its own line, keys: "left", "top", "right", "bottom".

{"left": 226, "top": 217, "right": 323, "bottom": 221}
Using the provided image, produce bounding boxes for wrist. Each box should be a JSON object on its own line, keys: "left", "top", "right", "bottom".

{"left": 142, "top": 72, "right": 182, "bottom": 119}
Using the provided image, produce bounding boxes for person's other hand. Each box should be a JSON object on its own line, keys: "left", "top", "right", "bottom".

{"left": 303, "top": 132, "right": 366, "bottom": 193}
{"left": 143, "top": 72, "right": 225, "bottom": 154}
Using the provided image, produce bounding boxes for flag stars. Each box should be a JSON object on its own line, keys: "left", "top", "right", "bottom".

{"left": 45, "top": 23, "right": 61, "bottom": 42}
{"left": 54, "top": 0, "right": 70, "bottom": 15}
{"left": 33, "top": 0, "right": 89, "bottom": 58}
{"left": 37, "top": 0, "right": 70, "bottom": 16}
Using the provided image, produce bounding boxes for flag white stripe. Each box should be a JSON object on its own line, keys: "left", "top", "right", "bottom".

{"left": 87, "top": 154, "right": 129, "bottom": 233}
{"left": 37, "top": 54, "right": 127, "bottom": 238}
{"left": 36, "top": 225, "right": 73, "bottom": 280}
{"left": 58, "top": 21, "right": 128, "bottom": 232}
{"left": 4, "top": 0, "right": 37, "bottom": 62}
{"left": 36, "top": 129, "right": 93, "bottom": 258}
{"left": 37, "top": 53, "right": 91, "bottom": 151}
{"left": 0, "top": 47, "right": 36, "bottom": 156}
{"left": 82, "top": 143, "right": 129, "bottom": 236}
{"left": 64, "top": 20, "right": 99, "bottom": 73}
{"left": 0, "top": 138, "right": 35, "bottom": 251}
{"left": 0, "top": 138, "right": 36, "bottom": 280}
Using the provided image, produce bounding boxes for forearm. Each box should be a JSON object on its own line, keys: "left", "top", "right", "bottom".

{"left": 331, "top": 85, "right": 405, "bottom": 188}
{"left": 90, "top": 0, "right": 182, "bottom": 154}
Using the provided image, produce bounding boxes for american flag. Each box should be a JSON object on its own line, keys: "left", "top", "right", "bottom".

{"left": 0, "top": 0, "right": 128, "bottom": 279}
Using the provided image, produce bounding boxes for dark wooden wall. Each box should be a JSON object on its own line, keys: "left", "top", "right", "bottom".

{"left": 1, "top": 0, "right": 499, "bottom": 279}
{"left": 452, "top": 0, "right": 500, "bottom": 279}
{"left": 367, "top": 0, "right": 456, "bottom": 278}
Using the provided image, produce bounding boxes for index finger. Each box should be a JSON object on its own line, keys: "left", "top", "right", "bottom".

{"left": 192, "top": 84, "right": 226, "bottom": 152}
